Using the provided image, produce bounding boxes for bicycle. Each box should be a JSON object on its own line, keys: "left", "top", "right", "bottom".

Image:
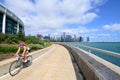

{"left": 9, "top": 54, "right": 33, "bottom": 76}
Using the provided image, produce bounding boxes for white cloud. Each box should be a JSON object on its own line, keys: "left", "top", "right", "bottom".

{"left": 83, "top": 33, "right": 112, "bottom": 42}
{"left": 55, "top": 26, "right": 99, "bottom": 37}
{"left": 4, "top": 0, "right": 36, "bottom": 16}
{"left": 103, "top": 23, "right": 120, "bottom": 31}
{"left": 2, "top": 0, "right": 106, "bottom": 35}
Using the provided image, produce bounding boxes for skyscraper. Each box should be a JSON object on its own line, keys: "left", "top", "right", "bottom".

{"left": 87, "top": 37, "right": 89, "bottom": 42}
{"left": 74, "top": 34, "right": 76, "bottom": 42}
{"left": 63, "top": 32, "right": 66, "bottom": 42}
{"left": 79, "top": 36, "right": 83, "bottom": 42}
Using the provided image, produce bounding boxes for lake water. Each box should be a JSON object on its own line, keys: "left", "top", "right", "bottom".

{"left": 64, "top": 42, "right": 120, "bottom": 67}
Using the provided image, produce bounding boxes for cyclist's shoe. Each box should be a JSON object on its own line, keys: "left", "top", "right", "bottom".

{"left": 23, "top": 60, "right": 30, "bottom": 67}
{"left": 25, "top": 60, "right": 30, "bottom": 64}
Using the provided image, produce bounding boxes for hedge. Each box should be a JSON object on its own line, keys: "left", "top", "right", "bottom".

{"left": 0, "top": 44, "right": 45, "bottom": 54}
{"left": 0, "top": 33, "right": 51, "bottom": 54}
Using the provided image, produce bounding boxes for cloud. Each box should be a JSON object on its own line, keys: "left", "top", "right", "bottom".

{"left": 53, "top": 26, "right": 99, "bottom": 38}
{"left": 103, "top": 23, "right": 120, "bottom": 31}
{"left": 2, "top": 0, "right": 106, "bottom": 35}
{"left": 61, "top": 27, "right": 98, "bottom": 34}
{"left": 4, "top": 0, "right": 36, "bottom": 16}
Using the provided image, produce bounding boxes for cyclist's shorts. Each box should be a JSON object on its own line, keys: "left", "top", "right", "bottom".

{"left": 26, "top": 47, "right": 30, "bottom": 52}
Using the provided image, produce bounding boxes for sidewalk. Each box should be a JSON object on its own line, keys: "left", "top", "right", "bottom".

{"left": 0, "top": 44, "right": 77, "bottom": 80}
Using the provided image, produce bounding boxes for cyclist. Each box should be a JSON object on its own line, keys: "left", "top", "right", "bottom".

{"left": 14, "top": 41, "right": 30, "bottom": 63}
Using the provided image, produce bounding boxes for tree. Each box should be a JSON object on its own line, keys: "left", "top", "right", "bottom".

{"left": 17, "top": 29, "right": 25, "bottom": 41}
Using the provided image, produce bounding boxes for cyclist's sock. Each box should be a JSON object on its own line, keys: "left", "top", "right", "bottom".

{"left": 24, "top": 59, "right": 28, "bottom": 63}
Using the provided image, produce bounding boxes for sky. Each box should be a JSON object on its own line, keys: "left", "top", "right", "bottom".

{"left": 0, "top": 0, "right": 120, "bottom": 42}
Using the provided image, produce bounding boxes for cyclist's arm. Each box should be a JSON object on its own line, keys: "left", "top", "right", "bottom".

{"left": 22, "top": 46, "right": 27, "bottom": 57}
{"left": 15, "top": 47, "right": 20, "bottom": 55}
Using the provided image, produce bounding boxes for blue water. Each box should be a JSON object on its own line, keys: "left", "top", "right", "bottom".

{"left": 64, "top": 42, "right": 120, "bottom": 67}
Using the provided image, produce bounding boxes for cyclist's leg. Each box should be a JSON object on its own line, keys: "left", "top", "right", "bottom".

{"left": 23, "top": 51, "right": 29, "bottom": 62}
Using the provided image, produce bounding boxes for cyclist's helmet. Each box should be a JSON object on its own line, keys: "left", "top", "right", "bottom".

{"left": 19, "top": 42, "right": 25, "bottom": 47}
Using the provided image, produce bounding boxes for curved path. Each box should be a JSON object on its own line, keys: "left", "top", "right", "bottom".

{"left": 0, "top": 44, "right": 77, "bottom": 80}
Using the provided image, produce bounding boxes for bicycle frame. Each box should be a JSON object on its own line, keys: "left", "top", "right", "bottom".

{"left": 9, "top": 54, "right": 32, "bottom": 76}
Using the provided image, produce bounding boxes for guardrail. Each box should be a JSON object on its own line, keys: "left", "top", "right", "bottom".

{"left": 75, "top": 44, "right": 120, "bottom": 67}
{"left": 77, "top": 45, "right": 120, "bottom": 58}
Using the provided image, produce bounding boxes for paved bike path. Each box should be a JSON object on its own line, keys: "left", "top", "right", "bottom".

{"left": 0, "top": 44, "right": 77, "bottom": 80}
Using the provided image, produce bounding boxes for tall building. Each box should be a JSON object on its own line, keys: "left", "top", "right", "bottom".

{"left": 0, "top": 3, "right": 24, "bottom": 34}
{"left": 43, "top": 34, "right": 50, "bottom": 40}
{"left": 63, "top": 32, "right": 66, "bottom": 42}
{"left": 36, "top": 34, "right": 43, "bottom": 39}
{"left": 74, "top": 34, "right": 76, "bottom": 42}
{"left": 65, "top": 35, "right": 72, "bottom": 42}
{"left": 87, "top": 37, "right": 89, "bottom": 42}
{"left": 79, "top": 36, "right": 83, "bottom": 42}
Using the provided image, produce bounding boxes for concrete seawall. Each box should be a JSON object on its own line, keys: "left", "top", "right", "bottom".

{"left": 0, "top": 45, "right": 53, "bottom": 77}
{"left": 60, "top": 44, "right": 120, "bottom": 80}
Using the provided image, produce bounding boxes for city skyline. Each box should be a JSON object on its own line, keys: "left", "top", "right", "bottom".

{"left": 0, "top": 0, "right": 120, "bottom": 42}
{"left": 35, "top": 32, "right": 88, "bottom": 42}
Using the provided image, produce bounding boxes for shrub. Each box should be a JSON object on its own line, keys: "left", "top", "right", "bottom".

{"left": 0, "top": 44, "right": 45, "bottom": 54}
{"left": 0, "top": 44, "right": 18, "bottom": 54}
{"left": 25, "top": 36, "right": 41, "bottom": 44}
{"left": 0, "top": 33, "right": 7, "bottom": 43}
{"left": 0, "top": 34, "right": 52, "bottom": 54}
{"left": 0, "top": 33, "right": 19, "bottom": 44}
{"left": 5, "top": 34, "right": 19, "bottom": 44}
{"left": 28, "top": 44, "right": 44, "bottom": 50}
{"left": 25, "top": 36, "right": 50, "bottom": 47}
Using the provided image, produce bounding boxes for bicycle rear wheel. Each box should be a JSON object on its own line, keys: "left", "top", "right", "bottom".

{"left": 9, "top": 60, "right": 22, "bottom": 76}
{"left": 26, "top": 55, "right": 33, "bottom": 66}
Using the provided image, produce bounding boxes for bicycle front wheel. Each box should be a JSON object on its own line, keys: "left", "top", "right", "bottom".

{"left": 9, "top": 60, "right": 22, "bottom": 76}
